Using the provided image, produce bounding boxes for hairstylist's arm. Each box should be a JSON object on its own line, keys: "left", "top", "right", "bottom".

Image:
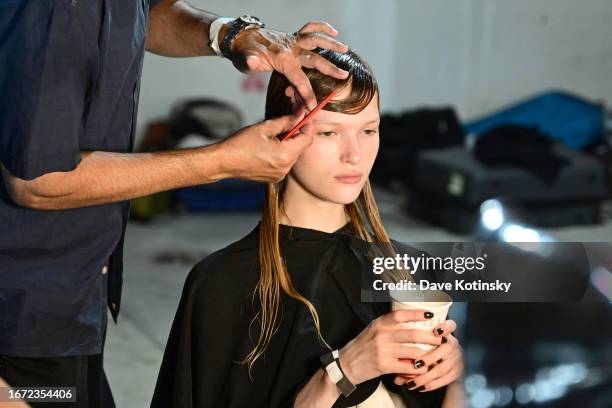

{"left": 293, "top": 309, "right": 445, "bottom": 407}
{"left": 147, "top": 0, "right": 349, "bottom": 110}
{"left": 4, "top": 112, "right": 312, "bottom": 210}
{"left": 0, "top": 377, "right": 30, "bottom": 407}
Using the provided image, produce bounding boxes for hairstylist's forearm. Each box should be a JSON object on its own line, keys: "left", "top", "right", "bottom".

{"left": 146, "top": 0, "right": 227, "bottom": 57}
{"left": 4, "top": 109, "right": 311, "bottom": 210}
{"left": 3, "top": 144, "right": 230, "bottom": 210}
{"left": 293, "top": 368, "right": 340, "bottom": 408}
{"left": 0, "top": 377, "right": 30, "bottom": 408}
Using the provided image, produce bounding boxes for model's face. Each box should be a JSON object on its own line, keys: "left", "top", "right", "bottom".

{"left": 286, "top": 86, "right": 380, "bottom": 205}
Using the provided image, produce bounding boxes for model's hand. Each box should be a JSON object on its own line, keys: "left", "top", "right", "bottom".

{"left": 338, "top": 309, "right": 447, "bottom": 386}
{"left": 218, "top": 109, "right": 314, "bottom": 182}
{"left": 230, "top": 21, "right": 350, "bottom": 110}
{"left": 394, "top": 320, "right": 464, "bottom": 392}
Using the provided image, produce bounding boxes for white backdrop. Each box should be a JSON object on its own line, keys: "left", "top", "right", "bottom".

{"left": 136, "top": 0, "right": 612, "bottom": 145}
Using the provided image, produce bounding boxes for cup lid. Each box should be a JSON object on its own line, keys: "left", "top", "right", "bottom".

{"left": 390, "top": 289, "right": 453, "bottom": 306}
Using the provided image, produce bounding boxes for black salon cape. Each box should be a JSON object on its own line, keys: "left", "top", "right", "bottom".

{"left": 151, "top": 224, "right": 447, "bottom": 408}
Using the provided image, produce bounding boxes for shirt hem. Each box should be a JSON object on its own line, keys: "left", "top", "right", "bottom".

{"left": 0, "top": 342, "right": 102, "bottom": 358}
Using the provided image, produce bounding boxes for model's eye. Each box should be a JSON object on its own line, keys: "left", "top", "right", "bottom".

{"left": 364, "top": 129, "right": 378, "bottom": 135}
{"left": 318, "top": 131, "right": 336, "bottom": 137}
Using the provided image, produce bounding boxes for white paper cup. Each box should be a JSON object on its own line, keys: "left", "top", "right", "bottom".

{"left": 390, "top": 290, "right": 452, "bottom": 351}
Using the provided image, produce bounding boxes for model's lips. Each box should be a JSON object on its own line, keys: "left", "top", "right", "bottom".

{"left": 335, "top": 172, "right": 363, "bottom": 184}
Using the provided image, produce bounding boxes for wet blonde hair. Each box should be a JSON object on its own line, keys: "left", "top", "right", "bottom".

{"left": 243, "top": 49, "right": 399, "bottom": 374}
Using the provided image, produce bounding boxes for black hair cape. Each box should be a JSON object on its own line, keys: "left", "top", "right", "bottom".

{"left": 151, "top": 223, "right": 447, "bottom": 407}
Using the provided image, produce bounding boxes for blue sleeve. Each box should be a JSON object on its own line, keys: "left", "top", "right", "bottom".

{"left": 0, "top": 0, "right": 87, "bottom": 180}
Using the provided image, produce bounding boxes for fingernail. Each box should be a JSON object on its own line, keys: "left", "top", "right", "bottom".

{"left": 413, "top": 360, "right": 425, "bottom": 369}
{"left": 437, "top": 358, "right": 444, "bottom": 364}
{"left": 441, "top": 337, "right": 448, "bottom": 344}
{"left": 435, "top": 328, "right": 444, "bottom": 336}
{"left": 424, "top": 312, "right": 434, "bottom": 319}
{"left": 416, "top": 385, "right": 425, "bottom": 392}
{"left": 428, "top": 364, "right": 436, "bottom": 371}
{"left": 406, "top": 381, "right": 416, "bottom": 389}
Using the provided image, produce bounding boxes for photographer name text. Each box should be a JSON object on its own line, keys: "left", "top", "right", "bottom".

{"left": 373, "top": 279, "right": 512, "bottom": 293}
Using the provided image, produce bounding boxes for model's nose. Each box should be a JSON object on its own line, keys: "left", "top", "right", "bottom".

{"left": 340, "top": 134, "right": 361, "bottom": 165}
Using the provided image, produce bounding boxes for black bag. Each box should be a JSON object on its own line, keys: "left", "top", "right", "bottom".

{"left": 168, "top": 98, "right": 243, "bottom": 142}
{"left": 371, "top": 107, "right": 464, "bottom": 188}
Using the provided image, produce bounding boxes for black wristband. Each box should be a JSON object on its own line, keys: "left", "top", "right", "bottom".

{"left": 320, "top": 350, "right": 357, "bottom": 398}
{"left": 319, "top": 349, "right": 336, "bottom": 367}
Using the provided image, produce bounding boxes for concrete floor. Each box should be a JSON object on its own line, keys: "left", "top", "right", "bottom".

{"left": 104, "top": 190, "right": 612, "bottom": 407}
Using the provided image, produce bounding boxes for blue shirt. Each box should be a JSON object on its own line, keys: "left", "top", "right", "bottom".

{"left": 0, "top": 0, "right": 160, "bottom": 357}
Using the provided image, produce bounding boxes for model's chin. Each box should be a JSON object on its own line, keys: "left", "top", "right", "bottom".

{"left": 320, "top": 185, "right": 364, "bottom": 205}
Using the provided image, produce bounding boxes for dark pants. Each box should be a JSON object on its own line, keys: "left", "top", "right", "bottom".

{"left": 0, "top": 352, "right": 115, "bottom": 408}
{"left": 0, "top": 320, "right": 114, "bottom": 408}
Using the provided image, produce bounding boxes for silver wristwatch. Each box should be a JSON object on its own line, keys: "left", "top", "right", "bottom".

{"left": 219, "top": 15, "right": 265, "bottom": 59}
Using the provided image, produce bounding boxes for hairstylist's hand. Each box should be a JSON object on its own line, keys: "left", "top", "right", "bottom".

{"left": 338, "top": 309, "right": 448, "bottom": 386}
{"left": 0, "top": 377, "right": 30, "bottom": 407}
{"left": 218, "top": 109, "right": 314, "bottom": 182}
{"left": 230, "top": 21, "right": 350, "bottom": 110}
{"left": 394, "top": 320, "right": 465, "bottom": 392}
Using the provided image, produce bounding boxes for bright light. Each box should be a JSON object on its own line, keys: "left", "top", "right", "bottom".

{"left": 465, "top": 374, "right": 487, "bottom": 393}
{"left": 533, "top": 379, "right": 567, "bottom": 402}
{"left": 471, "top": 388, "right": 496, "bottom": 408}
{"left": 493, "top": 386, "right": 513, "bottom": 406}
{"left": 539, "top": 363, "right": 588, "bottom": 386}
{"left": 515, "top": 383, "right": 535, "bottom": 404}
{"left": 501, "top": 224, "right": 541, "bottom": 243}
{"left": 480, "top": 199, "right": 505, "bottom": 230}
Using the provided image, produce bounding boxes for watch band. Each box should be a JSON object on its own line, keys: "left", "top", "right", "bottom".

{"left": 208, "top": 17, "right": 234, "bottom": 57}
{"left": 220, "top": 15, "right": 265, "bottom": 59}
{"left": 320, "top": 350, "right": 357, "bottom": 398}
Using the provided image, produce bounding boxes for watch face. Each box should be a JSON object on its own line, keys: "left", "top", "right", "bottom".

{"left": 240, "top": 15, "right": 261, "bottom": 25}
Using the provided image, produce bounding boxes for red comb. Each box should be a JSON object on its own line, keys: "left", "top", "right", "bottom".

{"left": 278, "top": 90, "right": 337, "bottom": 141}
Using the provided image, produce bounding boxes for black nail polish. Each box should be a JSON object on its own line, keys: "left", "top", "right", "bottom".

{"left": 436, "top": 358, "right": 443, "bottom": 364}
{"left": 441, "top": 337, "right": 448, "bottom": 344}
{"left": 414, "top": 359, "right": 425, "bottom": 369}
{"left": 416, "top": 385, "right": 426, "bottom": 392}
{"left": 424, "top": 311, "right": 434, "bottom": 319}
{"left": 435, "top": 328, "right": 444, "bottom": 335}
{"left": 406, "top": 381, "right": 416, "bottom": 389}
{"left": 428, "top": 364, "right": 436, "bottom": 371}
